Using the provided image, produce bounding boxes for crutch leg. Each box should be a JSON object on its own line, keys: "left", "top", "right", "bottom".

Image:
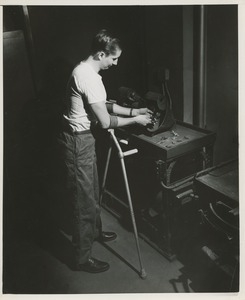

{"left": 99, "top": 143, "right": 112, "bottom": 205}
{"left": 119, "top": 157, "right": 147, "bottom": 279}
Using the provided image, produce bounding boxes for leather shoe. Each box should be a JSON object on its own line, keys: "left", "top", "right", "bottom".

{"left": 97, "top": 231, "right": 117, "bottom": 242}
{"left": 76, "top": 257, "right": 110, "bottom": 273}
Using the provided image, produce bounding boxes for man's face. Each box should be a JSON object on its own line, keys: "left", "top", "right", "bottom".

{"left": 99, "top": 49, "right": 122, "bottom": 70}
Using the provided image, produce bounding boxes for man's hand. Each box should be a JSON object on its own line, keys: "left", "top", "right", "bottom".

{"left": 136, "top": 108, "right": 153, "bottom": 115}
{"left": 134, "top": 114, "right": 152, "bottom": 127}
{"left": 133, "top": 108, "right": 153, "bottom": 126}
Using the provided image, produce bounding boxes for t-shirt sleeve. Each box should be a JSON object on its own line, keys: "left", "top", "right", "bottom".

{"left": 75, "top": 74, "right": 107, "bottom": 104}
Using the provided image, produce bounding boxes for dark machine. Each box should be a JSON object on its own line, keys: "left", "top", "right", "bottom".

{"left": 101, "top": 70, "right": 217, "bottom": 261}
{"left": 194, "top": 160, "right": 239, "bottom": 290}
{"left": 102, "top": 121, "right": 216, "bottom": 259}
{"left": 117, "top": 68, "right": 176, "bottom": 136}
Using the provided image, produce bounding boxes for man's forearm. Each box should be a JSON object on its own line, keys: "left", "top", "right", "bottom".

{"left": 116, "top": 115, "right": 137, "bottom": 127}
{"left": 112, "top": 103, "right": 137, "bottom": 116}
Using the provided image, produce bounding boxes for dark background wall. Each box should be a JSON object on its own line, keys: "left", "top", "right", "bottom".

{"left": 205, "top": 5, "right": 238, "bottom": 163}
{"left": 26, "top": 6, "right": 149, "bottom": 101}
{"left": 144, "top": 6, "right": 184, "bottom": 120}
{"left": 3, "top": 5, "right": 185, "bottom": 116}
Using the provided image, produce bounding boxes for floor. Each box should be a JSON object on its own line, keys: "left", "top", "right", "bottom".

{"left": 3, "top": 207, "right": 189, "bottom": 294}
{"left": 3, "top": 199, "right": 239, "bottom": 295}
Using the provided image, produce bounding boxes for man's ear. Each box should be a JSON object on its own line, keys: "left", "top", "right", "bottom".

{"left": 98, "top": 51, "right": 106, "bottom": 60}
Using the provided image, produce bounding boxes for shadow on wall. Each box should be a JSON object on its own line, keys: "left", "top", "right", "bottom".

{"left": 6, "top": 57, "right": 74, "bottom": 240}
{"left": 39, "top": 57, "right": 74, "bottom": 110}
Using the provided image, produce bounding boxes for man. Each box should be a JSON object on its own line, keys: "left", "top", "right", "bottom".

{"left": 58, "top": 29, "right": 152, "bottom": 273}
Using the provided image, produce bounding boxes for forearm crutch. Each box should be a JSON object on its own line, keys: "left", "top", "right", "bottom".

{"left": 100, "top": 129, "right": 147, "bottom": 279}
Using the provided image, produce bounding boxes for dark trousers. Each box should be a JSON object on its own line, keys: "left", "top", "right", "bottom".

{"left": 57, "top": 130, "right": 101, "bottom": 265}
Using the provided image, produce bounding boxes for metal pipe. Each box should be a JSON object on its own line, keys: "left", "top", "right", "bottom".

{"left": 198, "top": 5, "right": 207, "bottom": 128}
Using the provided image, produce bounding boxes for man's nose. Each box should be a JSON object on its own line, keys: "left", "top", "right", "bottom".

{"left": 113, "top": 60, "right": 118, "bottom": 65}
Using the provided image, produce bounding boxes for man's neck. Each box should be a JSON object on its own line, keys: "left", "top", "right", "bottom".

{"left": 84, "top": 56, "right": 100, "bottom": 73}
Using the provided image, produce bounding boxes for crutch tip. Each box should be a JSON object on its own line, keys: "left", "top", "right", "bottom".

{"left": 140, "top": 269, "right": 147, "bottom": 279}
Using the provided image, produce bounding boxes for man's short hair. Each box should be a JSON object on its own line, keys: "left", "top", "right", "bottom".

{"left": 90, "top": 29, "right": 121, "bottom": 56}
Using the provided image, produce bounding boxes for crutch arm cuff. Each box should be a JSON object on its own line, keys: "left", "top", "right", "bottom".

{"left": 109, "top": 115, "right": 118, "bottom": 128}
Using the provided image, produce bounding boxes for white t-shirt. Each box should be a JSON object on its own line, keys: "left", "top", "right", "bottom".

{"left": 63, "top": 62, "right": 107, "bottom": 132}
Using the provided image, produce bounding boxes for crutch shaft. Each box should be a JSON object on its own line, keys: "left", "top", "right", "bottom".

{"left": 120, "top": 157, "right": 146, "bottom": 279}
{"left": 99, "top": 144, "right": 112, "bottom": 205}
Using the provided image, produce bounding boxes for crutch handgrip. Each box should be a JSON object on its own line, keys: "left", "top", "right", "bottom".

{"left": 123, "top": 149, "right": 138, "bottom": 157}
